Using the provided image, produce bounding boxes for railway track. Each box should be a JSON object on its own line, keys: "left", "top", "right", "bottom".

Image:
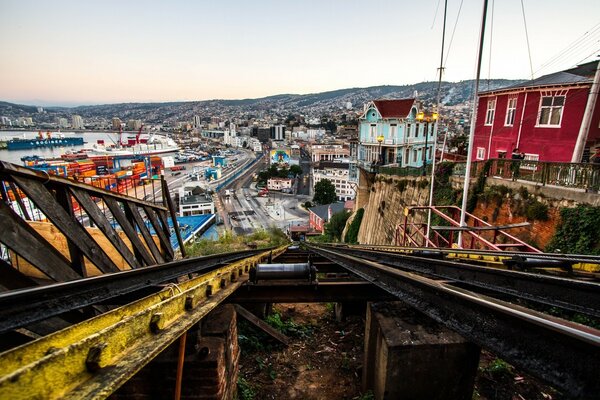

{"left": 305, "top": 243, "right": 600, "bottom": 398}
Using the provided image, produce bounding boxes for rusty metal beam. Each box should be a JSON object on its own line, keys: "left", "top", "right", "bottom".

{"left": 0, "top": 246, "right": 286, "bottom": 399}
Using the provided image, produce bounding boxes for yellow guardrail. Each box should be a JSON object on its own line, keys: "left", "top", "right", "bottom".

{"left": 0, "top": 246, "right": 286, "bottom": 400}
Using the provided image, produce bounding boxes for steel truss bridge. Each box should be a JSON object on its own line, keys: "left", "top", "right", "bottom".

{"left": 0, "top": 161, "right": 599, "bottom": 399}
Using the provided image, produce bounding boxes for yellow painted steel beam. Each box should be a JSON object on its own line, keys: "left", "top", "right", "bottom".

{"left": 351, "top": 244, "right": 600, "bottom": 272}
{"left": 0, "top": 246, "right": 286, "bottom": 400}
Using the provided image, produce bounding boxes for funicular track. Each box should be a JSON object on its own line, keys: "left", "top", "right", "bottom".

{"left": 305, "top": 243, "right": 600, "bottom": 399}
{"left": 0, "top": 156, "right": 599, "bottom": 398}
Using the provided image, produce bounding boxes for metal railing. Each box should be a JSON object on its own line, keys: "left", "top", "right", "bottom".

{"left": 362, "top": 157, "right": 600, "bottom": 191}
{"left": 452, "top": 159, "right": 600, "bottom": 191}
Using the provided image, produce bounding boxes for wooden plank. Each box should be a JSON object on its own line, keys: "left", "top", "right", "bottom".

{"left": 70, "top": 188, "right": 141, "bottom": 270}
{"left": 0, "top": 258, "right": 38, "bottom": 291}
{"left": 233, "top": 304, "right": 290, "bottom": 346}
{"left": 104, "top": 197, "right": 155, "bottom": 266}
{"left": 0, "top": 202, "right": 80, "bottom": 282}
{"left": 431, "top": 222, "right": 531, "bottom": 232}
{"left": 157, "top": 210, "right": 172, "bottom": 242}
{"left": 0, "top": 161, "right": 167, "bottom": 211}
{"left": 161, "top": 176, "right": 186, "bottom": 257}
{"left": 54, "top": 186, "right": 85, "bottom": 276}
{"left": 8, "top": 182, "right": 30, "bottom": 221}
{"left": 12, "top": 177, "right": 120, "bottom": 274}
{"left": 124, "top": 203, "right": 164, "bottom": 264}
{"left": 143, "top": 205, "right": 174, "bottom": 261}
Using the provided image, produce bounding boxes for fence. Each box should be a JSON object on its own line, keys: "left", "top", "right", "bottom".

{"left": 453, "top": 159, "right": 600, "bottom": 191}
{"left": 364, "top": 157, "right": 600, "bottom": 191}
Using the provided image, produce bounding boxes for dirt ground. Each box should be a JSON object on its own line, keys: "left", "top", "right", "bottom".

{"left": 236, "top": 303, "right": 563, "bottom": 400}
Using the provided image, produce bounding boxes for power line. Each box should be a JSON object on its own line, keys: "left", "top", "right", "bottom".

{"left": 520, "top": 0, "right": 535, "bottom": 80}
{"left": 443, "top": 0, "right": 464, "bottom": 69}
{"left": 532, "top": 23, "right": 600, "bottom": 76}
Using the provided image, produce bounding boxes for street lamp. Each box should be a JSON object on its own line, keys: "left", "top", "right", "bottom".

{"left": 376, "top": 134, "right": 384, "bottom": 166}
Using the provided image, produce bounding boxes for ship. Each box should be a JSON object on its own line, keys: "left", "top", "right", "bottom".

{"left": 84, "top": 126, "right": 179, "bottom": 157}
{"left": 4, "top": 131, "right": 84, "bottom": 150}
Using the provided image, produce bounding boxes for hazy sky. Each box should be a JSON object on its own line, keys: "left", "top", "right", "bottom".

{"left": 1, "top": 0, "right": 599, "bottom": 106}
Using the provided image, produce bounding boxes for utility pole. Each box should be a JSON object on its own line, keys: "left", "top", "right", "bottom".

{"left": 571, "top": 60, "right": 600, "bottom": 162}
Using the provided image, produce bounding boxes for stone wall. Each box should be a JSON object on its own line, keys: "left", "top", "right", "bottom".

{"left": 357, "top": 176, "right": 431, "bottom": 245}
{"left": 353, "top": 170, "right": 599, "bottom": 249}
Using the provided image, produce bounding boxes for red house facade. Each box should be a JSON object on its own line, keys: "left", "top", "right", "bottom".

{"left": 472, "top": 61, "right": 600, "bottom": 163}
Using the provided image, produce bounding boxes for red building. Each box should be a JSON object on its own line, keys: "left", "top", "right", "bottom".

{"left": 472, "top": 61, "right": 600, "bottom": 163}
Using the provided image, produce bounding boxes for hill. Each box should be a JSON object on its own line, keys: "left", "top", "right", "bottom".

{"left": 0, "top": 79, "right": 524, "bottom": 123}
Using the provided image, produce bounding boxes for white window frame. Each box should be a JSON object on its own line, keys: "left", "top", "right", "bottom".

{"left": 485, "top": 98, "right": 496, "bottom": 126}
{"left": 537, "top": 90, "right": 567, "bottom": 127}
{"left": 505, "top": 97, "right": 517, "bottom": 126}
{"left": 476, "top": 147, "right": 486, "bottom": 160}
{"left": 369, "top": 124, "right": 377, "bottom": 141}
{"left": 389, "top": 124, "right": 397, "bottom": 139}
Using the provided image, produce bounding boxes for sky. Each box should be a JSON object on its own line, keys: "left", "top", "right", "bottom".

{"left": 1, "top": 0, "right": 599, "bottom": 106}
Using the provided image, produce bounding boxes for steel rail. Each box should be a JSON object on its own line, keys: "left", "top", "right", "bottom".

{"left": 316, "top": 244, "right": 600, "bottom": 318}
{"left": 342, "top": 243, "right": 600, "bottom": 266}
{"left": 0, "top": 247, "right": 285, "bottom": 400}
{"left": 306, "top": 244, "right": 600, "bottom": 398}
{"left": 0, "top": 249, "right": 266, "bottom": 334}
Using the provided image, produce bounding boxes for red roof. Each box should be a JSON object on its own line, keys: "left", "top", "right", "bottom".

{"left": 373, "top": 99, "right": 415, "bottom": 119}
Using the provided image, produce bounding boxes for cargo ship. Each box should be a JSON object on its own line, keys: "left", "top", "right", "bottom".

{"left": 4, "top": 131, "right": 84, "bottom": 150}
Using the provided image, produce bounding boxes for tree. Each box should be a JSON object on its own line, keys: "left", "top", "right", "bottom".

{"left": 289, "top": 165, "right": 303, "bottom": 176}
{"left": 313, "top": 179, "right": 337, "bottom": 205}
{"left": 325, "top": 211, "right": 350, "bottom": 242}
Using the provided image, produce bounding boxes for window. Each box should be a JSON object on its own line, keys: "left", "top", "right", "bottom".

{"left": 389, "top": 124, "right": 397, "bottom": 139}
{"left": 476, "top": 147, "right": 485, "bottom": 160}
{"left": 505, "top": 97, "right": 517, "bottom": 126}
{"left": 485, "top": 99, "right": 496, "bottom": 125}
{"left": 413, "top": 149, "right": 418, "bottom": 163}
{"left": 369, "top": 124, "right": 376, "bottom": 141}
{"left": 538, "top": 93, "right": 565, "bottom": 126}
{"left": 407, "top": 123, "right": 411, "bottom": 138}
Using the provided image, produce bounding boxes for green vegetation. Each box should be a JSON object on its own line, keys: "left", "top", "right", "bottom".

{"left": 467, "top": 160, "right": 491, "bottom": 213}
{"left": 325, "top": 211, "right": 351, "bottom": 242}
{"left": 265, "top": 311, "right": 314, "bottom": 338}
{"left": 432, "top": 162, "right": 460, "bottom": 206}
{"left": 481, "top": 358, "right": 513, "bottom": 378}
{"left": 257, "top": 164, "right": 295, "bottom": 184}
{"left": 313, "top": 179, "right": 337, "bottom": 205}
{"left": 186, "top": 228, "right": 288, "bottom": 256}
{"left": 354, "top": 391, "right": 375, "bottom": 400}
{"left": 344, "top": 208, "right": 364, "bottom": 244}
{"left": 289, "top": 164, "right": 303, "bottom": 176}
{"left": 236, "top": 376, "right": 256, "bottom": 400}
{"left": 546, "top": 205, "right": 600, "bottom": 255}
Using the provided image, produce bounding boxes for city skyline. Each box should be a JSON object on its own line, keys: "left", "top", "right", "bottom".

{"left": 1, "top": 0, "right": 599, "bottom": 106}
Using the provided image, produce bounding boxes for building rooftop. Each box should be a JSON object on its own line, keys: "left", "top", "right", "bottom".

{"left": 480, "top": 60, "right": 598, "bottom": 95}
{"left": 309, "top": 201, "right": 347, "bottom": 221}
{"left": 372, "top": 99, "right": 415, "bottom": 119}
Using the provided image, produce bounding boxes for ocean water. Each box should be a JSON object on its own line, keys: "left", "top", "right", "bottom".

{"left": 0, "top": 131, "right": 134, "bottom": 165}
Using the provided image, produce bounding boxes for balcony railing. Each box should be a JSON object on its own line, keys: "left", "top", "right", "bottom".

{"left": 453, "top": 159, "right": 600, "bottom": 191}
{"left": 358, "top": 157, "right": 600, "bottom": 191}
